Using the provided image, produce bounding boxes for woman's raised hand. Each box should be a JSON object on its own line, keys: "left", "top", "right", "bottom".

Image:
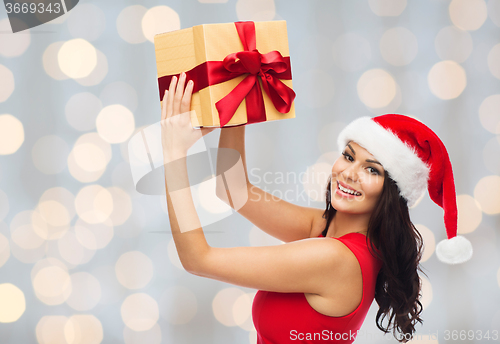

{"left": 161, "top": 72, "right": 216, "bottom": 160}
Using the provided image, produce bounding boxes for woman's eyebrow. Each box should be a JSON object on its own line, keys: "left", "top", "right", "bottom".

{"left": 366, "top": 159, "right": 382, "bottom": 166}
{"left": 347, "top": 143, "right": 355, "bottom": 155}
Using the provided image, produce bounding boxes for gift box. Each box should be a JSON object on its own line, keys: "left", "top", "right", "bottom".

{"left": 154, "top": 21, "right": 296, "bottom": 127}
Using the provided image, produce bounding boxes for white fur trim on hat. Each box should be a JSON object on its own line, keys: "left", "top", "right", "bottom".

{"left": 337, "top": 117, "right": 430, "bottom": 207}
{"left": 435, "top": 235, "right": 473, "bottom": 264}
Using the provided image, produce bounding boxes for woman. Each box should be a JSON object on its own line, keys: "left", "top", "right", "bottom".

{"left": 161, "top": 72, "right": 472, "bottom": 343}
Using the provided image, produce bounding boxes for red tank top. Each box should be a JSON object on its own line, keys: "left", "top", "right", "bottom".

{"left": 252, "top": 232, "right": 383, "bottom": 343}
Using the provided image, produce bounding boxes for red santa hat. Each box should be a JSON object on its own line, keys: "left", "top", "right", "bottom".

{"left": 337, "top": 114, "right": 473, "bottom": 264}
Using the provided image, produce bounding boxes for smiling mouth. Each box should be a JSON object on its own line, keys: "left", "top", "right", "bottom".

{"left": 337, "top": 181, "right": 361, "bottom": 196}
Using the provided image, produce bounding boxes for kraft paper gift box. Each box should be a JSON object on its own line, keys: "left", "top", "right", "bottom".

{"left": 154, "top": 21, "right": 296, "bottom": 127}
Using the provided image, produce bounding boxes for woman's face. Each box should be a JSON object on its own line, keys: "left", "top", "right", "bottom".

{"left": 330, "top": 141, "right": 385, "bottom": 215}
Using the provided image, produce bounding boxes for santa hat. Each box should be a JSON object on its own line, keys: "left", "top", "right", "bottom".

{"left": 337, "top": 114, "right": 472, "bottom": 265}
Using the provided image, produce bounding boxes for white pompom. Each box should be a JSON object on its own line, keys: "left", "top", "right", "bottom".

{"left": 435, "top": 235, "right": 473, "bottom": 264}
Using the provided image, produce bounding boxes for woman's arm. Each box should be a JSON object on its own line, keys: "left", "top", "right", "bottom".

{"left": 215, "top": 126, "right": 322, "bottom": 243}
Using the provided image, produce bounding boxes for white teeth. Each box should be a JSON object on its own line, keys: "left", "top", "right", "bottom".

{"left": 338, "top": 183, "right": 361, "bottom": 196}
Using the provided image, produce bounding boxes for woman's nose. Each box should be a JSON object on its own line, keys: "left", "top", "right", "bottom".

{"left": 341, "top": 165, "right": 359, "bottom": 182}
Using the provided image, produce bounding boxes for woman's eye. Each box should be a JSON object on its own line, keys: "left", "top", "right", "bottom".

{"left": 342, "top": 152, "right": 353, "bottom": 162}
{"left": 367, "top": 167, "right": 379, "bottom": 175}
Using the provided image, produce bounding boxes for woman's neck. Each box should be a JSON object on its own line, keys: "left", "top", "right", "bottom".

{"left": 326, "top": 210, "right": 370, "bottom": 238}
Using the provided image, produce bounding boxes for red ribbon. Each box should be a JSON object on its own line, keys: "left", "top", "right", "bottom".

{"left": 157, "top": 21, "right": 296, "bottom": 127}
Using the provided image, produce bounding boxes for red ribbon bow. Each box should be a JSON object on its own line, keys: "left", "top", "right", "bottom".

{"left": 158, "top": 21, "right": 295, "bottom": 127}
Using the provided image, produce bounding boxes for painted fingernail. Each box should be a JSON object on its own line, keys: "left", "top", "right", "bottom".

{"left": 181, "top": 72, "right": 186, "bottom": 78}
{"left": 173, "top": 76, "right": 177, "bottom": 82}
{"left": 188, "top": 80, "right": 193, "bottom": 86}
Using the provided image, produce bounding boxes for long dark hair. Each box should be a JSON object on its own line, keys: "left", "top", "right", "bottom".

{"left": 322, "top": 174, "right": 426, "bottom": 343}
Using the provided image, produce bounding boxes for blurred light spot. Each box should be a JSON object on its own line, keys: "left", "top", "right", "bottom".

{"left": 117, "top": 5, "right": 148, "bottom": 44}
{"left": 68, "top": 133, "right": 111, "bottom": 183}
{"left": 296, "top": 70, "right": 334, "bottom": 108}
{"left": 75, "top": 185, "right": 114, "bottom": 224}
{"left": 0, "top": 19, "right": 30, "bottom": 57}
{"left": 457, "top": 194, "right": 482, "bottom": 234}
{"left": 233, "top": 292, "right": 255, "bottom": 331}
{"left": 332, "top": 33, "right": 371, "bottom": 72}
{"left": 38, "top": 201, "right": 71, "bottom": 227}
{"left": 449, "top": 0, "right": 488, "bottom": 31}
{"left": 32, "top": 135, "right": 69, "bottom": 174}
{"left": 474, "top": 175, "right": 500, "bottom": 214}
{"left": 0, "top": 283, "right": 25, "bottom": 323}
{"left": 369, "top": 81, "right": 402, "bottom": 115}
{"left": 58, "top": 39, "right": 97, "bottom": 79}
{"left": 380, "top": 27, "right": 418, "bottom": 66}
{"left": 488, "top": 43, "right": 500, "bottom": 80}
{"left": 427, "top": 60, "right": 466, "bottom": 100}
{"left": 65, "top": 92, "right": 102, "bottom": 132}
{"left": 66, "top": 272, "right": 101, "bottom": 311}
{"left": 10, "top": 211, "right": 45, "bottom": 249}
{"left": 96, "top": 104, "right": 135, "bottom": 144}
{"left": 479, "top": 94, "right": 500, "bottom": 134}
{"left": 141, "top": 6, "right": 180, "bottom": 43}
{"left": 0, "top": 232, "right": 10, "bottom": 267}
{"left": 75, "top": 218, "right": 114, "bottom": 250}
{"left": 0, "top": 114, "right": 23, "bottom": 154}
{"left": 0, "top": 65, "right": 14, "bottom": 102}
{"left": 167, "top": 238, "right": 183, "bottom": 270}
{"left": 249, "top": 226, "right": 283, "bottom": 246}
{"left": 483, "top": 137, "right": 500, "bottom": 173}
{"left": 74, "top": 49, "right": 108, "bottom": 87}
{"left": 64, "top": 315, "right": 103, "bottom": 344}
{"left": 198, "top": 177, "right": 232, "bottom": 214}
{"left": 39, "top": 187, "right": 75, "bottom": 227}
{"left": 420, "top": 275, "right": 433, "bottom": 310}
{"left": 123, "top": 323, "right": 162, "bottom": 344}
{"left": 107, "top": 187, "right": 132, "bottom": 226}
{"left": 121, "top": 293, "right": 159, "bottom": 331}
{"left": 415, "top": 224, "right": 435, "bottom": 262}
{"left": 301, "top": 163, "right": 331, "bottom": 202}
{"left": 43, "top": 42, "right": 69, "bottom": 80}
{"left": 68, "top": 151, "right": 106, "bottom": 183}
{"left": 368, "top": 0, "right": 407, "bottom": 16}
{"left": 434, "top": 26, "right": 473, "bottom": 63}
{"left": 212, "top": 288, "right": 246, "bottom": 327}
{"left": 159, "top": 286, "right": 197, "bottom": 325}
{"left": 74, "top": 143, "right": 107, "bottom": 172}
{"left": 316, "top": 151, "right": 340, "bottom": 168}
{"left": 100, "top": 81, "right": 139, "bottom": 112}
{"left": 58, "top": 229, "right": 96, "bottom": 266}
{"left": 249, "top": 331, "right": 258, "bottom": 344}
{"left": 36, "top": 316, "right": 68, "bottom": 344}
{"left": 9, "top": 236, "right": 47, "bottom": 264}
{"left": 67, "top": 3, "right": 106, "bottom": 42}
{"left": 0, "top": 189, "right": 9, "bottom": 222}
{"left": 489, "top": 0, "right": 500, "bottom": 27}
{"left": 357, "top": 69, "right": 396, "bottom": 108}
{"left": 33, "top": 266, "right": 72, "bottom": 305}
{"left": 31, "top": 257, "right": 68, "bottom": 282}
{"left": 115, "top": 251, "right": 154, "bottom": 289}
{"left": 236, "top": 0, "right": 276, "bottom": 21}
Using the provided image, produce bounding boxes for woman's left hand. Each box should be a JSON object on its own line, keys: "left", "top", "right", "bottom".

{"left": 161, "top": 72, "right": 216, "bottom": 161}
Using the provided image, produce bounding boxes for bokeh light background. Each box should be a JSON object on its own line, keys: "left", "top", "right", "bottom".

{"left": 1, "top": 0, "right": 500, "bottom": 343}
